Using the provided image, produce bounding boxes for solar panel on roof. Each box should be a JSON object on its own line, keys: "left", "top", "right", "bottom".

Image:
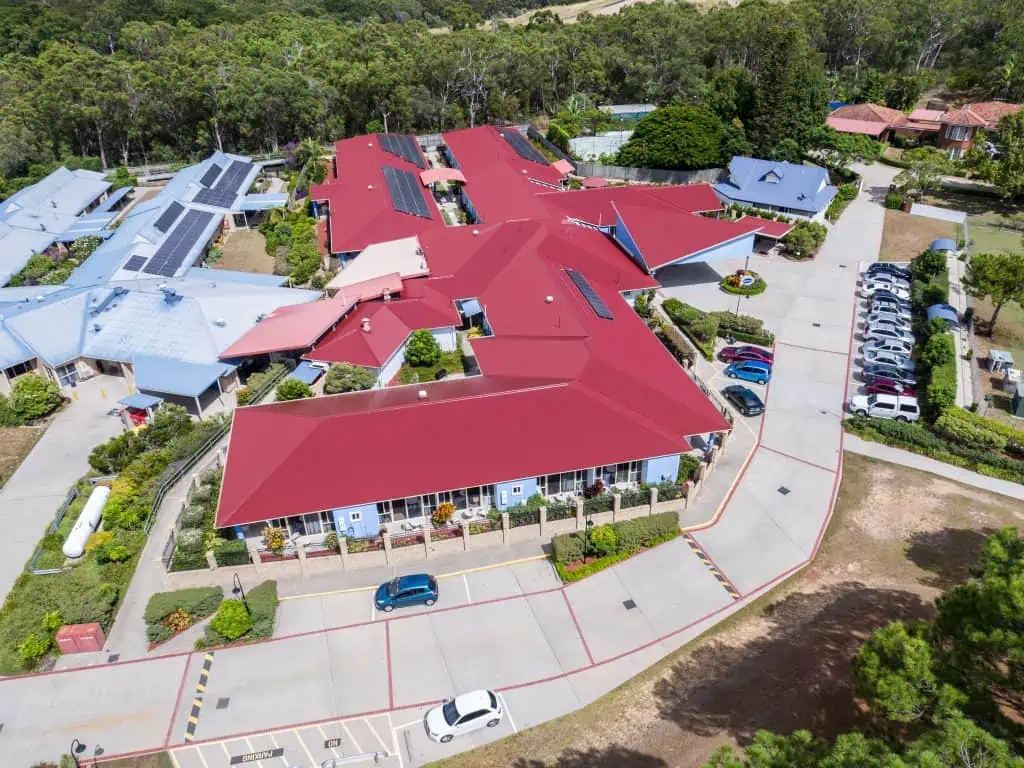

{"left": 199, "top": 163, "right": 223, "bottom": 188}
{"left": 153, "top": 201, "right": 184, "bottom": 234}
{"left": 566, "top": 269, "right": 614, "bottom": 320}
{"left": 500, "top": 130, "right": 549, "bottom": 165}
{"left": 142, "top": 209, "right": 215, "bottom": 277}
{"left": 122, "top": 255, "right": 147, "bottom": 272}
{"left": 379, "top": 134, "right": 426, "bottom": 169}
{"left": 193, "top": 160, "right": 253, "bottom": 208}
{"left": 382, "top": 166, "right": 433, "bottom": 219}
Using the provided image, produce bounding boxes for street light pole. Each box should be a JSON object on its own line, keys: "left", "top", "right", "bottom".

{"left": 232, "top": 572, "right": 250, "bottom": 614}
{"left": 69, "top": 739, "right": 85, "bottom": 768}
{"left": 584, "top": 517, "right": 594, "bottom": 561}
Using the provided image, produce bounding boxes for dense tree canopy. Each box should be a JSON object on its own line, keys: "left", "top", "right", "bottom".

{"left": 616, "top": 105, "right": 728, "bottom": 169}
{"left": 0, "top": 0, "right": 1023, "bottom": 191}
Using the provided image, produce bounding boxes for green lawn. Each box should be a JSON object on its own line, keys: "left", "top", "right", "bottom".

{"left": 969, "top": 223, "right": 1023, "bottom": 255}
{"left": 396, "top": 350, "right": 466, "bottom": 385}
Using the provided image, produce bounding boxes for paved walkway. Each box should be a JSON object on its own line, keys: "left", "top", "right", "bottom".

{"left": 845, "top": 434, "right": 1024, "bottom": 500}
{"left": 0, "top": 166, "right": 895, "bottom": 768}
{"left": 0, "top": 375, "right": 128, "bottom": 602}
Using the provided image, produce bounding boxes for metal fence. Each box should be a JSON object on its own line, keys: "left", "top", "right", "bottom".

{"left": 467, "top": 518, "right": 499, "bottom": 535}
{"left": 27, "top": 485, "right": 81, "bottom": 575}
{"left": 391, "top": 532, "right": 425, "bottom": 549}
{"left": 432, "top": 525, "right": 462, "bottom": 541}
{"left": 546, "top": 502, "right": 575, "bottom": 522}
{"left": 583, "top": 495, "right": 614, "bottom": 515}
{"left": 346, "top": 535, "right": 384, "bottom": 553}
{"left": 508, "top": 509, "right": 540, "bottom": 528}
{"left": 573, "top": 163, "right": 724, "bottom": 185}
{"left": 619, "top": 488, "right": 650, "bottom": 509}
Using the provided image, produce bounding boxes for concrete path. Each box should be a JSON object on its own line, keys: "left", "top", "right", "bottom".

{"left": 0, "top": 375, "right": 128, "bottom": 602}
{"left": 845, "top": 434, "right": 1024, "bottom": 500}
{"left": 0, "top": 166, "right": 897, "bottom": 768}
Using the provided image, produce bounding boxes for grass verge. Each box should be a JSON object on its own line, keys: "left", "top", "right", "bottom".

{"left": 0, "top": 425, "right": 43, "bottom": 488}
{"left": 396, "top": 350, "right": 466, "bottom": 384}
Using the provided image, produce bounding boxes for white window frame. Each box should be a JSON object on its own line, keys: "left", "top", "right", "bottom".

{"left": 350, "top": 511, "right": 363, "bottom": 522}
{"left": 511, "top": 484, "right": 523, "bottom": 496}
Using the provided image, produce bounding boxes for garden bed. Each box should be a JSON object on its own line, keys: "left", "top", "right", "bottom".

{"left": 198, "top": 580, "right": 278, "bottom": 649}
{"left": 145, "top": 587, "right": 223, "bottom": 649}
{"left": 396, "top": 350, "right": 466, "bottom": 385}
{"left": 552, "top": 511, "right": 680, "bottom": 583}
{"left": 557, "top": 530, "right": 681, "bottom": 582}
{"left": 719, "top": 271, "right": 766, "bottom": 297}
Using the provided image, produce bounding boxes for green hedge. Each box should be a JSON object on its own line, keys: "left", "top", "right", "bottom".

{"left": 144, "top": 587, "right": 223, "bottom": 644}
{"left": 550, "top": 511, "right": 679, "bottom": 565}
{"left": 556, "top": 530, "right": 680, "bottom": 582}
{"left": 619, "top": 488, "right": 649, "bottom": 509}
{"left": 720, "top": 277, "right": 767, "bottom": 296}
{"left": 583, "top": 494, "right": 613, "bottom": 515}
{"left": 678, "top": 454, "right": 701, "bottom": 481}
{"left": 654, "top": 481, "right": 684, "bottom": 500}
{"left": 214, "top": 539, "right": 251, "bottom": 566}
{"left": 662, "top": 301, "right": 774, "bottom": 359}
{"left": 201, "top": 580, "right": 277, "bottom": 647}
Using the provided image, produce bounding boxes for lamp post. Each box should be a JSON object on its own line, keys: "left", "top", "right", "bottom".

{"left": 232, "top": 572, "right": 250, "bottom": 615}
{"left": 584, "top": 517, "right": 594, "bottom": 561}
{"left": 69, "top": 739, "right": 86, "bottom": 768}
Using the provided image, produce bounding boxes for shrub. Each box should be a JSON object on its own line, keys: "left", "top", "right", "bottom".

{"left": 214, "top": 538, "right": 251, "bottom": 566}
{"left": 654, "top": 481, "right": 684, "bottom": 500}
{"left": 18, "top": 633, "right": 51, "bottom": 667}
{"left": 550, "top": 511, "right": 679, "bottom": 565}
{"left": 678, "top": 454, "right": 701, "bottom": 481}
{"left": 921, "top": 332, "right": 955, "bottom": 368}
{"left": 95, "top": 542, "right": 132, "bottom": 564}
{"left": 42, "top": 611, "right": 63, "bottom": 633}
{"left": 190, "top": 484, "right": 214, "bottom": 504}
{"left": 85, "top": 530, "right": 114, "bottom": 553}
{"left": 720, "top": 275, "right": 767, "bottom": 296}
{"left": 275, "top": 377, "right": 312, "bottom": 401}
{"left": 244, "top": 580, "right": 278, "bottom": 640}
{"left": 323, "top": 532, "right": 339, "bottom": 552}
{"left": 176, "top": 529, "right": 205, "bottom": 553}
{"left": 710, "top": 310, "right": 766, "bottom": 336}
{"left": 551, "top": 532, "right": 586, "bottom": 564}
{"left": 235, "top": 386, "right": 252, "bottom": 406}
{"left": 885, "top": 192, "right": 904, "bottom": 209}
{"left": 925, "top": 360, "right": 957, "bottom": 415}
{"left": 589, "top": 524, "right": 617, "bottom": 556}
{"left": 912, "top": 249, "right": 947, "bottom": 279}
{"left": 88, "top": 430, "right": 143, "bottom": 474}
{"left": 262, "top": 526, "right": 287, "bottom": 553}
{"left": 934, "top": 409, "right": 1010, "bottom": 450}
{"left": 179, "top": 505, "right": 207, "bottom": 530}
{"left": 405, "top": 329, "right": 442, "bottom": 366}
{"left": 10, "top": 373, "right": 62, "bottom": 420}
{"left": 162, "top": 608, "right": 193, "bottom": 634}
{"left": 783, "top": 221, "right": 828, "bottom": 259}
{"left": 209, "top": 599, "right": 253, "bottom": 641}
{"left": 689, "top": 314, "right": 720, "bottom": 343}
{"left": 0, "top": 394, "right": 24, "bottom": 426}
{"left": 324, "top": 363, "right": 376, "bottom": 394}
{"left": 433, "top": 501, "right": 455, "bottom": 527}
{"left": 144, "top": 587, "right": 224, "bottom": 638}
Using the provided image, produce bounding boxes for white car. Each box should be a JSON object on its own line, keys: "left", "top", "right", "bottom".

{"left": 848, "top": 393, "right": 920, "bottom": 422}
{"left": 862, "top": 272, "right": 910, "bottom": 291}
{"left": 864, "top": 325, "right": 915, "bottom": 346}
{"left": 865, "top": 316, "right": 912, "bottom": 335}
{"left": 863, "top": 338, "right": 913, "bottom": 357}
{"left": 861, "top": 281, "right": 910, "bottom": 301}
{"left": 425, "top": 690, "right": 504, "bottom": 743}
{"left": 863, "top": 349, "right": 913, "bottom": 371}
{"left": 865, "top": 309, "right": 912, "bottom": 326}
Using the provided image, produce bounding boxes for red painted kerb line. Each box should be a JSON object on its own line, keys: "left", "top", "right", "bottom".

{"left": 91, "top": 303, "right": 862, "bottom": 764}
{"left": 162, "top": 655, "right": 193, "bottom": 747}
{"left": 561, "top": 590, "right": 594, "bottom": 666}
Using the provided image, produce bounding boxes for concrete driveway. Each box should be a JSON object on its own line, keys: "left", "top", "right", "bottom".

{"left": 0, "top": 375, "right": 128, "bottom": 601}
{"left": 0, "top": 170, "right": 892, "bottom": 768}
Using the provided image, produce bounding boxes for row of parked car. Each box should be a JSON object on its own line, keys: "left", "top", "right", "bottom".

{"left": 718, "top": 345, "right": 774, "bottom": 417}
{"left": 849, "top": 262, "right": 921, "bottom": 422}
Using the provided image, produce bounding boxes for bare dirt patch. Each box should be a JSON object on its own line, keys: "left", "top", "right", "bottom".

{"left": 0, "top": 426, "right": 43, "bottom": 488}
{"left": 429, "top": 454, "right": 1023, "bottom": 768}
{"left": 878, "top": 209, "right": 957, "bottom": 263}
{"left": 214, "top": 230, "right": 275, "bottom": 274}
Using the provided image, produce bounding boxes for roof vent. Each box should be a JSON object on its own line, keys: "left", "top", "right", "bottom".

{"left": 361, "top": 317, "right": 372, "bottom": 333}
{"left": 417, "top": 389, "right": 427, "bottom": 400}
{"left": 50, "top": 200, "right": 57, "bottom": 208}
{"left": 521, "top": 169, "right": 527, "bottom": 174}
{"left": 472, "top": 229, "right": 480, "bottom": 236}
{"left": 36, "top": 295, "right": 45, "bottom": 302}
{"left": 545, "top": 295, "right": 554, "bottom": 304}
{"left": 92, "top": 323, "right": 101, "bottom": 333}
{"left": 368, "top": 142, "right": 373, "bottom": 148}
{"left": 382, "top": 290, "right": 391, "bottom": 302}
{"left": 368, "top": 184, "right": 374, "bottom": 190}
{"left": 214, "top": 318, "right": 226, "bottom": 327}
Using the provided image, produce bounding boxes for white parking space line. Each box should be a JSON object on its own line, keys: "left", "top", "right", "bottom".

{"left": 244, "top": 737, "right": 265, "bottom": 768}
{"left": 195, "top": 747, "right": 210, "bottom": 768}
{"left": 220, "top": 742, "right": 232, "bottom": 760}
{"left": 269, "top": 733, "right": 287, "bottom": 766}
{"left": 388, "top": 712, "right": 405, "bottom": 768}
{"left": 500, "top": 694, "right": 518, "bottom": 733}
{"left": 318, "top": 724, "right": 342, "bottom": 759}
{"left": 342, "top": 719, "right": 363, "bottom": 753}
{"left": 366, "top": 717, "right": 390, "bottom": 752}
{"left": 371, "top": 602, "right": 376, "bottom": 623}
{"left": 168, "top": 750, "right": 183, "bottom": 768}
{"left": 295, "top": 729, "right": 317, "bottom": 765}
{"left": 394, "top": 720, "right": 422, "bottom": 730}
{"left": 463, "top": 575, "right": 472, "bottom": 604}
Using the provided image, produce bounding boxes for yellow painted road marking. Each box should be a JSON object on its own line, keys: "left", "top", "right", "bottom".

{"left": 278, "top": 554, "right": 547, "bottom": 602}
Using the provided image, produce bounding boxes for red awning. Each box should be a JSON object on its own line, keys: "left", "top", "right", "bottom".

{"left": 552, "top": 159, "right": 574, "bottom": 175}
{"left": 582, "top": 177, "right": 610, "bottom": 188}
{"left": 419, "top": 168, "right": 467, "bottom": 186}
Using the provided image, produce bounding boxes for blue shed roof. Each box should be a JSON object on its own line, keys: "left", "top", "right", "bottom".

{"left": 931, "top": 238, "right": 956, "bottom": 252}
{"left": 134, "top": 355, "right": 233, "bottom": 397}
{"left": 240, "top": 193, "right": 289, "bottom": 212}
{"left": 185, "top": 267, "right": 289, "bottom": 287}
{"left": 0, "top": 327, "right": 34, "bottom": 369}
{"left": 91, "top": 186, "right": 132, "bottom": 214}
{"left": 715, "top": 157, "right": 838, "bottom": 214}
{"left": 119, "top": 392, "right": 163, "bottom": 409}
{"left": 290, "top": 360, "right": 323, "bottom": 385}
{"left": 926, "top": 304, "right": 959, "bottom": 325}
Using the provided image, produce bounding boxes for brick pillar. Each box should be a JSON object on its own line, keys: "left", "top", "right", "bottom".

{"left": 686, "top": 478, "right": 696, "bottom": 502}
{"left": 423, "top": 525, "right": 432, "bottom": 559}
{"left": 295, "top": 540, "right": 307, "bottom": 578}
{"left": 539, "top": 506, "right": 547, "bottom": 536}
{"left": 246, "top": 539, "right": 262, "bottom": 565}
{"left": 649, "top": 486, "right": 658, "bottom": 515}
{"left": 382, "top": 531, "right": 393, "bottom": 564}
{"left": 338, "top": 536, "right": 349, "bottom": 570}
{"left": 501, "top": 512, "right": 510, "bottom": 544}
{"left": 575, "top": 498, "right": 584, "bottom": 530}
{"left": 612, "top": 493, "right": 621, "bottom": 522}
{"left": 461, "top": 521, "right": 470, "bottom": 551}
{"left": 205, "top": 550, "right": 217, "bottom": 571}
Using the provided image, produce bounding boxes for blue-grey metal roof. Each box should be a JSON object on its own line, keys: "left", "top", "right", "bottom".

{"left": 290, "top": 360, "right": 323, "bottom": 385}
{"left": 0, "top": 223, "right": 56, "bottom": 285}
{"left": 926, "top": 304, "right": 959, "bottom": 325}
{"left": 185, "top": 267, "right": 288, "bottom": 287}
{"left": 931, "top": 238, "right": 956, "bottom": 252}
{"left": 119, "top": 392, "right": 163, "bottom": 409}
{"left": 715, "top": 157, "right": 838, "bottom": 214}
{"left": 0, "top": 327, "right": 33, "bottom": 369}
{"left": 91, "top": 186, "right": 132, "bottom": 213}
{"left": 1, "top": 287, "right": 93, "bottom": 365}
{"left": 134, "top": 354, "right": 232, "bottom": 397}
{"left": 58, "top": 212, "right": 117, "bottom": 242}
{"left": 239, "top": 193, "right": 288, "bottom": 212}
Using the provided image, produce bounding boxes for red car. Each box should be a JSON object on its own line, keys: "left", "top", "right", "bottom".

{"left": 865, "top": 377, "right": 917, "bottom": 397}
{"left": 719, "top": 345, "right": 774, "bottom": 364}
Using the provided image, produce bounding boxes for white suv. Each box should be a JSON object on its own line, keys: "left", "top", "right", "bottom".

{"left": 848, "top": 393, "right": 920, "bottom": 421}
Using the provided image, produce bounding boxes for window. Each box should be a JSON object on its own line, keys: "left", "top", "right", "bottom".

{"left": 54, "top": 362, "right": 78, "bottom": 388}
{"left": 405, "top": 496, "right": 423, "bottom": 519}
{"left": 377, "top": 501, "right": 393, "bottom": 524}
{"left": 545, "top": 474, "right": 561, "bottom": 494}
{"left": 899, "top": 404, "right": 918, "bottom": 414}
{"left": 615, "top": 463, "right": 630, "bottom": 484}
{"left": 629, "top": 461, "right": 642, "bottom": 484}
{"left": 945, "top": 125, "right": 971, "bottom": 141}
{"left": 452, "top": 489, "right": 467, "bottom": 511}
{"left": 350, "top": 511, "right": 362, "bottom": 522}
{"left": 421, "top": 494, "right": 437, "bottom": 515}
{"left": 511, "top": 484, "right": 523, "bottom": 496}
{"left": 4, "top": 361, "right": 32, "bottom": 380}
{"left": 458, "top": 710, "right": 489, "bottom": 725}
{"left": 536, "top": 476, "right": 547, "bottom": 495}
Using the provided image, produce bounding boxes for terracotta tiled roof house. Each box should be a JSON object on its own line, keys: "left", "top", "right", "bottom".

{"left": 826, "top": 103, "right": 909, "bottom": 140}
{"left": 936, "top": 102, "right": 1022, "bottom": 158}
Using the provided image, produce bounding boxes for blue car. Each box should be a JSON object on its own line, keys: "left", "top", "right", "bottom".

{"left": 375, "top": 574, "right": 439, "bottom": 612}
{"left": 724, "top": 360, "right": 771, "bottom": 385}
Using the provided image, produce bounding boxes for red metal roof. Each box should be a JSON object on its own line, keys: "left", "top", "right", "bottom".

{"left": 552, "top": 159, "right": 575, "bottom": 175}
{"left": 216, "top": 219, "right": 723, "bottom": 526}
{"left": 736, "top": 215, "right": 794, "bottom": 239}
{"left": 825, "top": 117, "right": 889, "bottom": 136}
{"left": 219, "top": 275, "right": 403, "bottom": 358}
{"left": 581, "top": 177, "right": 610, "bottom": 188}
{"left": 908, "top": 108, "right": 945, "bottom": 123}
{"left": 829, "top": 103, "right": 908, "bottom": 126}
{"left": 540, "top": 184, "right": 723, "bottom": 225}
{"left": 941, "top": 101, "right": 1021, "bottom": 128}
